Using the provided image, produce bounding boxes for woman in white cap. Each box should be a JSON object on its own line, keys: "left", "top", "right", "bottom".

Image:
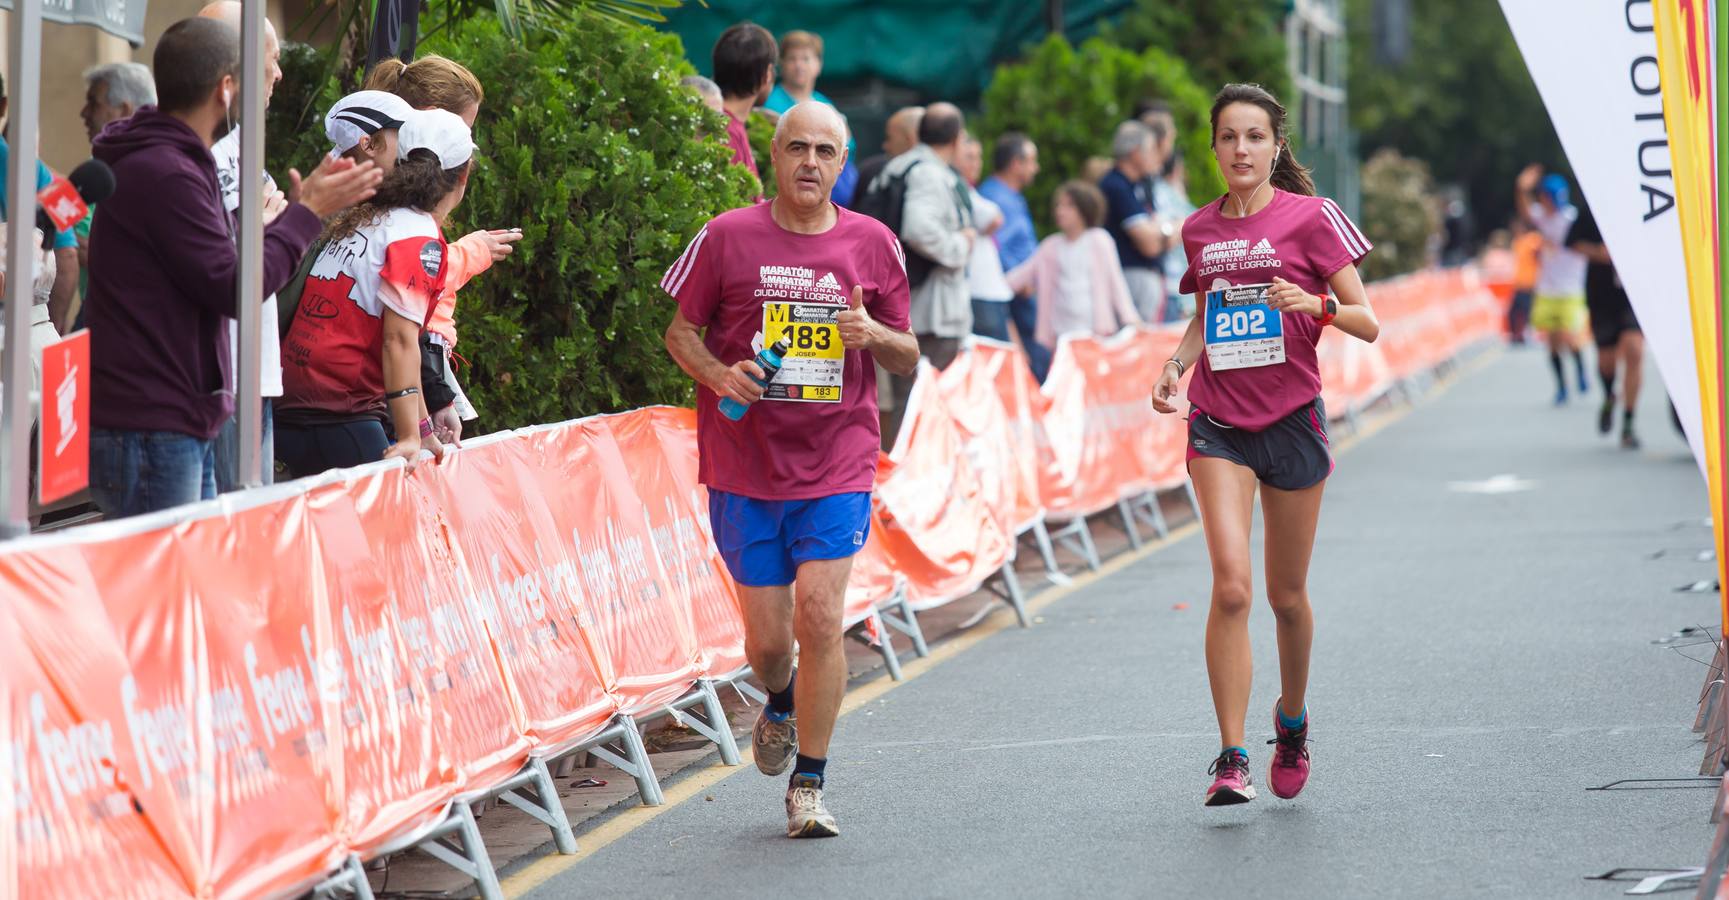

{"left": 326, "top": 89, "right": 416, "bottom": 174}
{"left": 275, "top": 108, "right": 476, "bottom": 476}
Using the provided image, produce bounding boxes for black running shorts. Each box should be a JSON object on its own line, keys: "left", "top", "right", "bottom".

{"left": 1186, "top": 397, "right": 1334, "bottom": 491}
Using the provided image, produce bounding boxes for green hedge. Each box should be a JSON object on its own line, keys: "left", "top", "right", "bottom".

{"left": 977, "top": 35, "right": 1226, "bottom": 234}
{"left": 266, "top": 18, "right": 757, "bottom": 433}
{"left": 1357, "top": 149, "right": 1439, "bottom": 282}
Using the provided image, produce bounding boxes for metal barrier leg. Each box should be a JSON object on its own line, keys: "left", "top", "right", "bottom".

{"left": 1028, "top": 520, "right": 1071, "bottom": 585}
{"left": 878, "top": 586, "right": 931, "bottom": 657}
{"left": 310, "top": 854, "right": 374, "bottom": 899}
{"left": 1116, "top": 497, "right": 1144, "bottom": 549}
{"left": 497, "top": 757, "right": 577, "bottom": 855}
{"left": 417, "top": 804, "right": 503, "bottom": 900}
{"left": 1131, "top": 490, "right": 1169, "bottom": 539}
{"left": 669, "top": 680, "right": 742, "bottom": 767}
{"left": 849, "top": 609, "right": 903, "bottom": 681}
{"left": 586, "top": 714, "right": 664, "bottom": 806}
{"left": 995, "top": 562, "right": 1030, "bottom": 628}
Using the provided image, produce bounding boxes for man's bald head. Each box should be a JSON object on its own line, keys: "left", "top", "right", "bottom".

{"left": 771, "top": 101, "right": 850, "bottom": 210}
{"left": 918, "top": 102, "right": 964, "bottom": 150}
{"left": 883, "top": 106, "right": 924, "bottom": 157}
{"left": 773, "top": 100, "right": 849, "bottom": 148}
{"left": 198, "top": 0, "right": 281, "bottom": 106}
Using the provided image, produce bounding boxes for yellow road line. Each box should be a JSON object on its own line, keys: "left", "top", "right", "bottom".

{"left": 499, "top": 350, "right": 1494, "bottom": 897}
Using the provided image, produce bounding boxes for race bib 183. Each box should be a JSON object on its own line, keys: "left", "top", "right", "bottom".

{"left": 1203, "top": 283, "right": 1285, "bottom": 371}
{"left": 763, "top": 301, "right": 844, "bottom": 402}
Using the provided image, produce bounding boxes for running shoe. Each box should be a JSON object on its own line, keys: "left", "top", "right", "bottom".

{"left": 753, "top": 709, "right": 797, "bottom": 776}
{"left": 1621, "top": 428, "right": 1641, "bottom": 451}
{"left": 1267, "top": 700, "right": 1312, "bottom": 799}
{"left": 1205, "top": 748, "right": 1255, "bottom": 806}
{"left": 1598, "top": 397, "right": 1615, "bottom": 435}
{"left": 1554, "top": 386, "right": 1568, "bottom": 407}
{"left": 786, "top": 774, "right": 839, "bottom": 837}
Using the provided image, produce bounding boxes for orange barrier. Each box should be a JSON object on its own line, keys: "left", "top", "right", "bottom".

{"left": 0, "top": 269, "right": 1498, "bottom": 899}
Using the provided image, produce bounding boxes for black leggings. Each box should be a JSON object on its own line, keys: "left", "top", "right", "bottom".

{"left": 274, "top": 420, "right": 390, "bottom": 479}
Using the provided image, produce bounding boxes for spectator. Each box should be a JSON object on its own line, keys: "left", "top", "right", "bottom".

{"left": 710, "top": 22, "right": 777, "bottom": 179}
{"left": 977, "top": 132, "right": 1045, "bottom": 376}
{"left": 0, "top": 224, "right": 61, "bottom": 405}
{"left": 85, "top": 16, "right": 379, "bottom": 519}
{"left": 1136, "top": 99, "right": 1178, "bottom": 175}
{"left": 74, "top": 62, "right": 155, "bottom": 329}
{"left": 325, "top": 90, "right": 415, "bottom": 173}
{"left": 200, "top": 0, "right": 288, "bottom": 493}
{"left": 367, "top": 55, "right": 521, "bottom": 445}
{"left": 958, "top": 136, "right": 1011, "bottom": 341}
{"left": 81, "top": 62, "right": 154, "bottom": 143}
{"left": 1006, "top": 180, "right": 1140, "bottom": 355}
{"left": 277, "top": 110, "right": 474, "bottom": 477}
{"left": 1099, "top": 120, "right": 1178, "bottom": 323}
{"left": 681, "top": 74, "right": 725, "bottom": 114}
{"left": 854, "top": 105, "right": 923, "bottom": 202}
{"left": 879, "top": 102, "right": 974, "bottom": 447}
{"left": 1080, "top": 155, "right": 1113, "bottom": 184}
{"left": 0, "top": 73, "right": 77, "bottom": 334}
{"left": 764, "top": 30, "right": 859, "bottom": 206}
{"left": 1156, "top": 148, "right": 1196, "bottom": 320}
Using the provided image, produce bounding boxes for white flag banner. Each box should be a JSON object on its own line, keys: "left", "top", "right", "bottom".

{"left": 1499, "top": 0, "right": 1704, "bottom": 471}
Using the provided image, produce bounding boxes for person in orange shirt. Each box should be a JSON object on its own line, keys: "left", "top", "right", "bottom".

{"left": 1508, "top": 218, "right": 1542, "bottom": 345}
{"left": 366, "top": 55, "right": 521, "bottom": 443}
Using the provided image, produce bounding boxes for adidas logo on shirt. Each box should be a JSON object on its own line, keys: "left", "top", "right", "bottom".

{"left": 1250, "top": 238, "right": 1276, "bottom": 256}
{"left": 816, "top": 272, "right": 842, "bottom": 291}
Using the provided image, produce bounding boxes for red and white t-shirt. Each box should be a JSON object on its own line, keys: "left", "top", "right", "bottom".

{"left": 1178, "top": 190, "right": 1371, "bottom": 431}
{"left": 279, "top": 207, "right": 447, "bottom": 423}
{"left": 663, "top": 202, "right": 912, "bottom": 499}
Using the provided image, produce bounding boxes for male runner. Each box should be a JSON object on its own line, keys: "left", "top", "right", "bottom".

{"left": 1567, "top": 203, "right": 1643, "bottom": 448}
{"left": 662, "top": 102, "right": 918, "bottom": 837}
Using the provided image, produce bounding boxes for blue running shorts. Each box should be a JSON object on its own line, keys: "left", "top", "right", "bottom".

{"left": 707, "top": 490, "right": 872, "bottom": 587}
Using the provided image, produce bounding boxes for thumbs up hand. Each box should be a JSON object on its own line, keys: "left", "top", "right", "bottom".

{"left": 836, "top": 285, "right": 877, "bottom": 349}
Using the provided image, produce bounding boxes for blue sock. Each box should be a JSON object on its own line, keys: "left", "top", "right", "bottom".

{"left": 1278, "top": 705, "right": 1307, "bottom": 731}
{"left": 1222, "top": 745, "right": 1248, "bottom": 759}
{"left": 765, "top": 670, "right": 796, "bottom": 721}
{"left": 792, "top": 754, "right": 827, "bottom": 786}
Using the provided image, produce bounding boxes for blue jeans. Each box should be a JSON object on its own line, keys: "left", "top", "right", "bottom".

{"left": 1008, "top": 294, "right": 1051, "bottom": 382}
{"left": 89, "top": 428, "right": 217, "bottom": 519}
{"left": 971, "top": 299, "right": 1012, "bottom": 341}
{"left": 274, "top": 419, "right": 390, "bottom": 479}
{"left": 214, "top": 399, "right": 275, "bottom": 493}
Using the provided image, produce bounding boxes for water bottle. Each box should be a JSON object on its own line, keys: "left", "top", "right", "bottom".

{"left": 718, "top": 336, "right": 793, "bottom": 421}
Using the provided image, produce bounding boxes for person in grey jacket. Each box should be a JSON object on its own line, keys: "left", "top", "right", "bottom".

{"left": 879, "top": 102, "right": 974, "bottom": 447}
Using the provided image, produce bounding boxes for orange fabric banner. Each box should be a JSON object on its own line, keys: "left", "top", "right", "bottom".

{"left": 875, "top": 361, "right": 1014, "bottom": 609}
{"left": 0, "top": 270, "right": 1502, "bottom": 899}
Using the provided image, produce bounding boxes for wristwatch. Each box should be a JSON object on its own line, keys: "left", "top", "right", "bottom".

{"left": 1315, "top": 295, "right": 1338, "bottom": 327}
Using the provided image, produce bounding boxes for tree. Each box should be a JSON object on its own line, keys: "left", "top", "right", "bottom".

{"left": 1105, "top": 0, "right": 1293, "bottom": 102}
{"left": 1358, "top": 149, "right": 1440, "bottom": 281}
{"left": 1345, "top": 0, "right": 1564, "bottom": 241}
{"left": 978, "top": 35, "right": 1226, "bottom": 234}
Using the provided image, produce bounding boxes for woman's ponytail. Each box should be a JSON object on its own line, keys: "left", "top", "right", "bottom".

{"left": 1271, "top": 142, "right": 1316, "bottom": 197}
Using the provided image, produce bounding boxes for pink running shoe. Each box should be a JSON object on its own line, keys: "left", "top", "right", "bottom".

{"left": 1267, "top": 700, "right": 1311, "bottom": 799}
{"left": 1205, "top": 748, "right": 1256, "bottom": 806}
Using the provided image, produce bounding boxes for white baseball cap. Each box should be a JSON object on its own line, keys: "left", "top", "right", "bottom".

{"left": 324, "top": 90, "right": 415, "bottom": 156}
{"left": 398, "top": 108, "right": 476, "bottom": 169}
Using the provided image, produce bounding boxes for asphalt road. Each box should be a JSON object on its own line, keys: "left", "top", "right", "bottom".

{"left": 524, "top": 349, "right": 1716, "bottom": 899}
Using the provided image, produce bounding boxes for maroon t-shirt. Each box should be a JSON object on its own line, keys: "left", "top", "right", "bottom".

{"left": 725, "top": 110, "right": 758, "bottom": 177}
{"left": 1178, "top": 190, "right": 1371, "bottom": 430}
{"left": 662, "top": 202, "right": 912, "bottom": 499}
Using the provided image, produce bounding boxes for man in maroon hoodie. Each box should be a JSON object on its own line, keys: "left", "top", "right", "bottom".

{"left": 85, "top": 16, "right": 381, "bottom": 519}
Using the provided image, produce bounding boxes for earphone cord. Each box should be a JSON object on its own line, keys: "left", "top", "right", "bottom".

{"left": 1228, "top": 147, "right": 1280, "bottom": 218}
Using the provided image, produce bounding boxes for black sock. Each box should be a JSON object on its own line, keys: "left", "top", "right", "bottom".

{"left": 1573, "top": 351, "right": 1588, "bottom": 384}
{"left": 1599, "top": 367, "right": 1616, "bottom": 397}
{"left": 766, "top": 670, "right": 796, "bottom": 720}
{"left": 1623, "top": 409, "right": 1635, "bottom": 430}
{"left": 792, "top": 753, "right": 827, "bottom": 785}
{"left": 1549, "top": 351, "right": 1565, "bottom": 389}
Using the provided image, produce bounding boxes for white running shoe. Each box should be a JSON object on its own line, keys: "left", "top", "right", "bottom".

{"left": 753, "top": 709, "right": 797, "bottom": 776}
{"left": 785, "top": 774, "right": 839, "bottom": 838}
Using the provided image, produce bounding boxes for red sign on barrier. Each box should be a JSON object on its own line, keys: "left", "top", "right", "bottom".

{"left": 36, "top": 175, "right": 86, "bottom": 232}
{"left": 38, "top": 329, "right": 89, "bottom": 504}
